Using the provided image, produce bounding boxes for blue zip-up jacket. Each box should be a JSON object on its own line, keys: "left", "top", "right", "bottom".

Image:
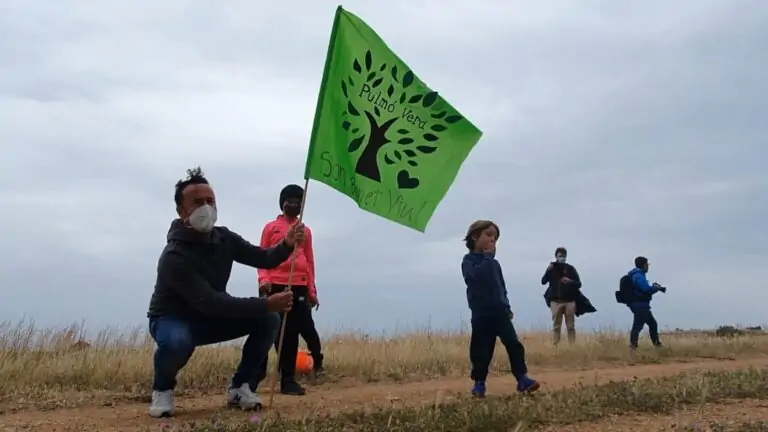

{"left": 628, "top": 267, "right": 659, "bottom": 310}
{"left": 462, "top": 252, "right": 511, "bottom": 317}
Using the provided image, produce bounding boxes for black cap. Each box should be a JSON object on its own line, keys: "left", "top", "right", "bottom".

{"left": 279, "top": 184, "right": 304, "bottom": 209}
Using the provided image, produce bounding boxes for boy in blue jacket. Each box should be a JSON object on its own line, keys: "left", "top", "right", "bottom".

{"left": 626, "top": 256, "right": 667, "bottom": 349}
{"left": 462, "top": 220, "right": 539, "bottom": 398}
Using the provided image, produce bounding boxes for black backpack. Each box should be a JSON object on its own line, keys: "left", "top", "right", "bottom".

{"left": 615, "top": 274, "right": 634, "bottom": 304}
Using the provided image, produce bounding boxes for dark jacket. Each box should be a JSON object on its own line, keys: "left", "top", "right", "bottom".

{"left": 627, "top": 267, "right": 659, "bottom": 310}
{"left": 544, "top": 291, "right": 597, "bottom": 317}
{"left": 147, "top": 219, "right": 293, "bottom": 320}
{"left": 541, "top": 262, "right": 582, "bottom": 303}
{"left": 462, "top": 252, "right": 511, "bottom": 318}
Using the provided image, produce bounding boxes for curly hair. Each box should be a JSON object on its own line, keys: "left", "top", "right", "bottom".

{"left": 174, "top": 166, "right": 209, "bottom": 206}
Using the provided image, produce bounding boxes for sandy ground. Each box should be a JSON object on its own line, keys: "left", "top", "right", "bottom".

{"left": 2, "top": 357, "right": 768, "bottom": 431}
{"left": 538, "top": 399, "right": 768, "bottom": 431}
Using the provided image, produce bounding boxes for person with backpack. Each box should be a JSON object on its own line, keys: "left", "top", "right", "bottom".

{"left": 615, "top": 256, "right": 667, "bottom": 349}
{"left": 540, "top": 247, "right": 582, "bottom": 345}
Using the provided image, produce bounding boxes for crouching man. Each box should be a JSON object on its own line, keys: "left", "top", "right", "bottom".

{"left": 145, "top": 167, "right": 302, "bottom": 418}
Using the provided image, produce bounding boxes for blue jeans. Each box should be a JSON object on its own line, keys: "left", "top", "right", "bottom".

{"left": 149, "top": 313, "right": 280, "bottom": 391}
{"left": 629, "top": 306, "right": 660, "bottom": 348}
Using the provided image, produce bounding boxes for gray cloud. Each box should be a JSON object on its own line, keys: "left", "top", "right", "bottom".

{"left": 1, "top": 0, "right": 766, "bottom": 335}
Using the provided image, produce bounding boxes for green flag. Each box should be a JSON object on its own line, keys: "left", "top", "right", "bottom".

{"left": 304, "top": 6, "right": 483, "bottom": 232}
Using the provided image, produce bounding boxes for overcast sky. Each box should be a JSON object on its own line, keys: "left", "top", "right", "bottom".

{"left": 1, "top": 0, "right": 766, "bottom": 337}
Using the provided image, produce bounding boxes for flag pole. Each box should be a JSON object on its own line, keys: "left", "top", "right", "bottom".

{"left": 269, "top": 6, "right": 342, "bottom": 407}
{"left": 267, "top": 177, "right": 310, "bottom": 407}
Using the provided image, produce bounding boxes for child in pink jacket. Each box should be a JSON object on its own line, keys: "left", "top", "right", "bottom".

{"left": 253, "top": 184, "right": 317, "bottom": 396}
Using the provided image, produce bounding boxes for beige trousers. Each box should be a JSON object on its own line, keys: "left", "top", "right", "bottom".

{"left": 550, "top": 301, "right": 576, "bottom": 344}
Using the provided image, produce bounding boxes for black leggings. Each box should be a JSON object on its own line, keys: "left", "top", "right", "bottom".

{"left": 252, "top": 284, "right": 312, "bottom": 386}
{"left": 300, "top": 308, "right": 323, "bottom": 363}
{"left": 469, "top": 314, "right": 528, "bottom": 382}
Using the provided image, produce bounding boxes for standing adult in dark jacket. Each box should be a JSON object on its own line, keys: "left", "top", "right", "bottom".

{"left": 541, "top": 247, "right": 582, "bottom": 345}
{"left": 145, "top": 167, "right": 302, "bottom": 418}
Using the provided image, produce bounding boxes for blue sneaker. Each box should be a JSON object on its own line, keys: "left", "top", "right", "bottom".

{"left": 516, "top": 376, "right": 540, "bottom": 394}
{"left": 471, "top": 381, "right": 486, "bottom": 398}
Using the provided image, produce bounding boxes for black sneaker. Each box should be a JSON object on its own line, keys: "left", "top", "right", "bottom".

{"left": 313, "top": 354, "right": 325, "bottom": 374}
{"left": 280, "top": 380, "right": 306, "bottom": 396}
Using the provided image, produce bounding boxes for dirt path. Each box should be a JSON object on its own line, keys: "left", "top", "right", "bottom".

{"left": 539, "top": 399, "right": 768, "bottom": 431}
{"left": 2, "top": 357, "right": 767, "bottom": 431}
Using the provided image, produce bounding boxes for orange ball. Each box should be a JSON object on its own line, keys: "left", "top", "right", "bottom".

{"left": 296, "top": 350, "right": 314, "bottom": 374}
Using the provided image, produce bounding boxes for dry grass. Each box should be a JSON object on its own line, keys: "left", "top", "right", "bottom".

{"left": 680, "top": 422, "right": 768, "bottom": 432}
{"left": 1, "top": 319, "right": 768, "bottom": 414}
{"left": 173, "top": 367, "right": 768, "bottom": 431}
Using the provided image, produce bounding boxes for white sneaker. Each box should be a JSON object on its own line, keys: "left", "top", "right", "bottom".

{"left": 227, "top": 383, "right": 263, "bottom": 410}
{"left": 148, "top": 390, "right": 174, "bottom": 418}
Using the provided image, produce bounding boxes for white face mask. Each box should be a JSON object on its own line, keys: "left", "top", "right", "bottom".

{"left": 556, "top": 256, "right": 566, "bottom": 264}
{"left": 188, "top": 204, "right": 217, "bottom": 233}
